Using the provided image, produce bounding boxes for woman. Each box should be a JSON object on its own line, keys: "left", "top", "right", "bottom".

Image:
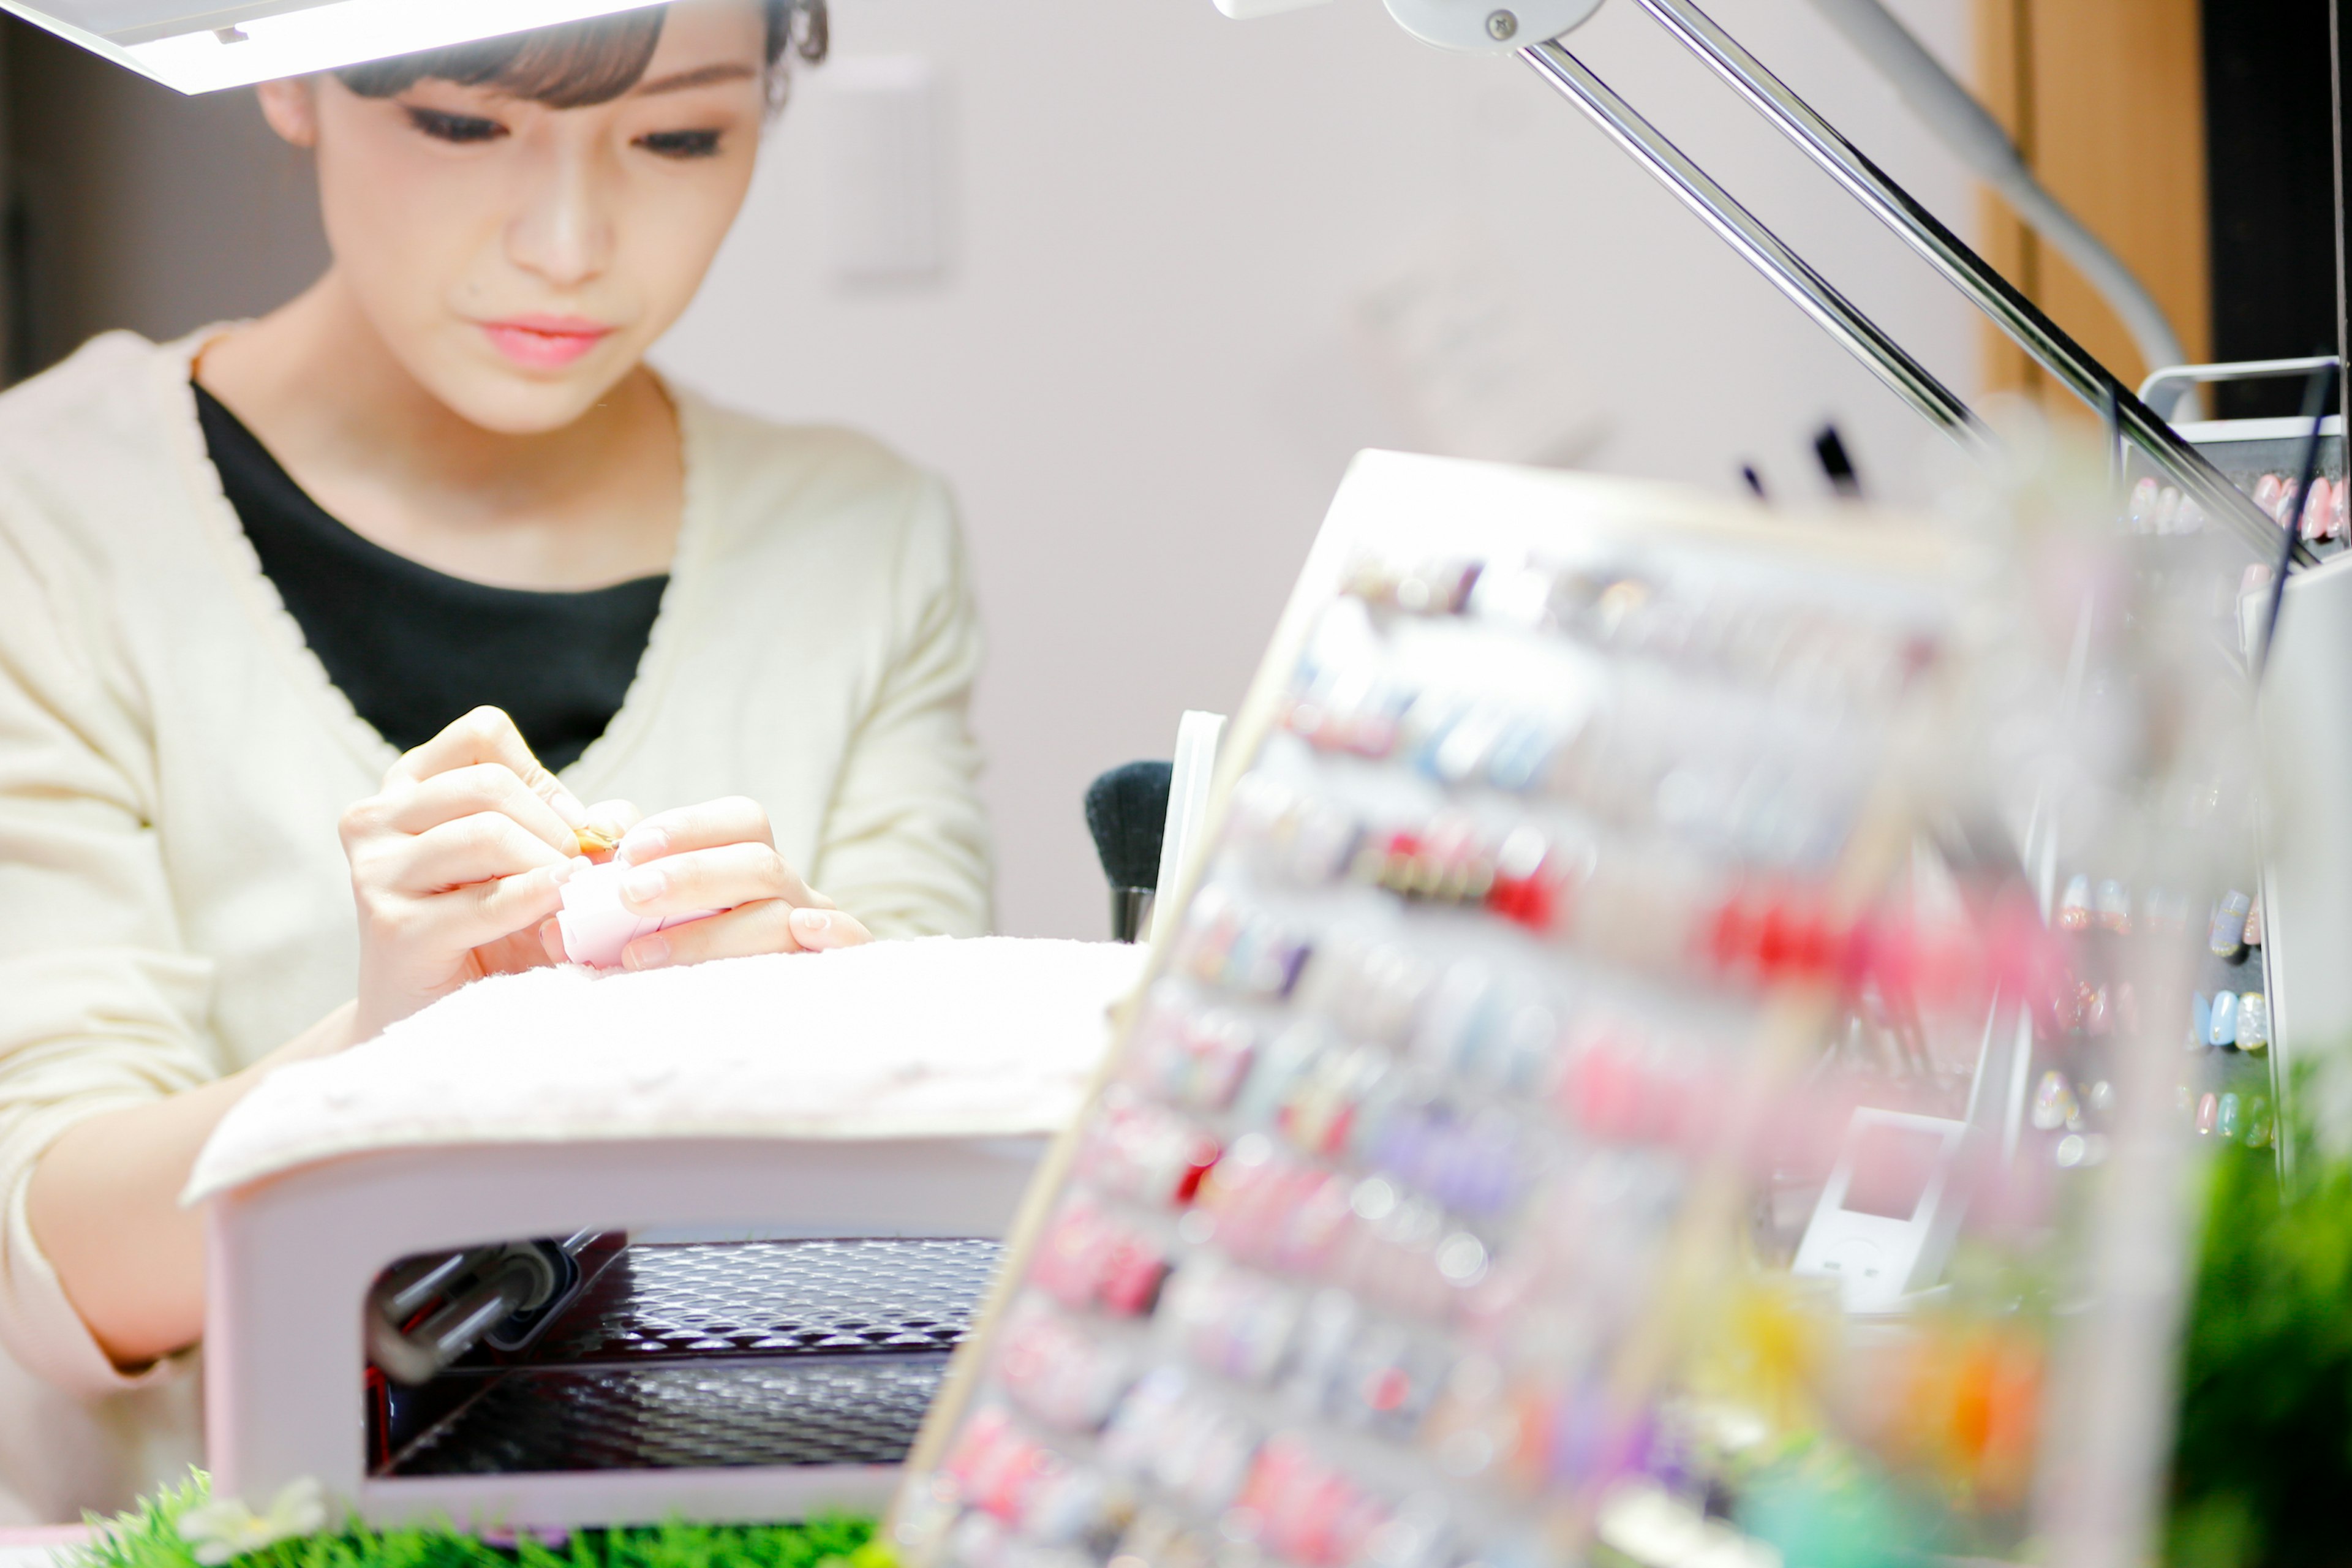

{"left": 0, "top": 0, "right": 991, "bottom": 1520}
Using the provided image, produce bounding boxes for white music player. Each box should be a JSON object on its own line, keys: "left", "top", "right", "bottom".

{"left": 1791, "top": 1108, "right": 1969, "bottom": 1314}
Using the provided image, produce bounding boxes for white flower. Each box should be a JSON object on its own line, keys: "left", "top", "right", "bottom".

{"left": 176, "top": 1477, "right": 331, "bottom": 1565}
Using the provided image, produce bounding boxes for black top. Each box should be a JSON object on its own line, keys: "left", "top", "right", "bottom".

{"left": 194, "top": 384, "right": 667, "bottom": 772}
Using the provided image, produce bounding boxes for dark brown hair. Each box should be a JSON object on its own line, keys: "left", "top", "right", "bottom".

{"left": 336, "top": 0, "right": 826, "bottom": 111}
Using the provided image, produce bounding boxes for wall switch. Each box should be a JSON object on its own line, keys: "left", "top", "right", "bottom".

{"left": 821, "top": 55, "right": 947, "bottom": 284}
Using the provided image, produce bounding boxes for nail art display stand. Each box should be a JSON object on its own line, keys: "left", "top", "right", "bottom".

{"left": 889, "top": 450, "right": 2244, "bottom": 1568}
{"left": 188, "top": 938, "right": 1144, "bottom": 1529}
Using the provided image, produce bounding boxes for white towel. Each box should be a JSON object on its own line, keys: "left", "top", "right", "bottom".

{"left": 186, "top": 937, "right": 1146, "bottom": 1204}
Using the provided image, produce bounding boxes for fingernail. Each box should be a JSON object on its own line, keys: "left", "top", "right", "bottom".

{"left": 619, "top": 827, "right": 669, "bottom": 865}
{"left": 794, "top": 908, "right": 831, "bottom": 942}
{"left": 621, "top": 866, "right": 668, "bottom": 904}
{"left": 622, "top": 934, "right": 670, "bottom": 971}
{"left": 551, "top": 856, "right": 587, "bottom": 886}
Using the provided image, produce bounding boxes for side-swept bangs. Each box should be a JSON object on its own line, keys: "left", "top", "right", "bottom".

{"left": 336, "top": 0, "right": 823, "bottom": 111}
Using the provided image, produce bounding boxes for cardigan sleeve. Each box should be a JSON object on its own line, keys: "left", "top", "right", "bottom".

{"left": 0, "top": 496, "right": 217, "bottom": 1395}
{"left": 809, "top": 473, "right": 994, "bottom": 940}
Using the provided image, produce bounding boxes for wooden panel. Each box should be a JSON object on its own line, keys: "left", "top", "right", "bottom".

{"left": 1974, "top": 0, "right": 2211, "bottom": 412}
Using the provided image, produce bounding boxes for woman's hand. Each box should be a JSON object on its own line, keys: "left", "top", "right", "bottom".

{"left": 579, "top": 796, "right": 870, "bottom": 970}
{"left": 342, "top": 707, "right": 615, "bottom": 1036}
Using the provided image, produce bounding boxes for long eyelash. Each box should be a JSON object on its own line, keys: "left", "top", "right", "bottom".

{"left": 638, "top": 129, "right": 723, "bottom": 159}
{"left": 405, "top": 106, "right": 507, "bottom": 144}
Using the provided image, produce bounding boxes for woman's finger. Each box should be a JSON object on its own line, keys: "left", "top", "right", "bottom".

{"left": 386, "top": 810, "right": 573, "bottom": 895}
{"left": 621, "top": 900, "right": 802, "bottom": 970}
{"left": 377, "top": 763, "right": 579, "bottom": 856}
{"left": 614, "top": 839, "right": 821, "bottom": 919}
{"left": 444, "top": 864, "right": 574, "bottom": 952}
{"left": 388, "top": 862, "right": 572, "bottom": 957}
{"left": 384, "top": 707, "right": 584, "bottom": 827}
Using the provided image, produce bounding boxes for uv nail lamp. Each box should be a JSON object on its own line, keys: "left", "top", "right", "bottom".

{"left": 189, "top": 938, "right": 1144, "bottom": 1530}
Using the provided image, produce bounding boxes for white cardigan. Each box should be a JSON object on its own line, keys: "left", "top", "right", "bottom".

{"left": 0, "top": 330, "right": 993, "bottom": 1520}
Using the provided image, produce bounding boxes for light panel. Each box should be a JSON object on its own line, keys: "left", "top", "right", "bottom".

{"left": 0, "top": 0, "right": 665, "bottom": 93}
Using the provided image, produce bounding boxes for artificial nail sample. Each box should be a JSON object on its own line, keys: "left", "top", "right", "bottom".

{"left": 2236, "top": 992, "right": 2269, "bottom": 1052}
{"left": 2208, "top": 990, "right": 2239, "bottom": 1049}
{"left": 2058, "top": 874, "right": 2092, "bottom": 932}
{"left": 2032, "top": 1070, "right": 2078, "bottom": 1132}
{"left": 2210, "top": 891, "right": 2252, "bottom": 959}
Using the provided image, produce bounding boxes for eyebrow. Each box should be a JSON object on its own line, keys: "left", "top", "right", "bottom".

{"left": 632, "top": 62, "right": 758, "bottom": 96}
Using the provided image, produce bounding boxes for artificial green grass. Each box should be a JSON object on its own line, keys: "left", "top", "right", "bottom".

{"left": 77, "top": 1475, "right": 888, "bottom": 1568}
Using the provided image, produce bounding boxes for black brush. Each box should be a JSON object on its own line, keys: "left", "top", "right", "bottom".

{"left": 2259, "top": 358, "right": 2339, "bottom": 677}
{"left": 1814, "top": 424, "right": 1863, "bottom": 499}
{"left": 1085, "top": 761, "right": 1173, "bottom": 941}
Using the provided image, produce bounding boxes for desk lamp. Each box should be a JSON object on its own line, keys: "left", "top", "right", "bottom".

{"left": 0, "top": 0, "right": 675, "bottom": 93}
{"left": 1217, "top": 0, "right": 2283, "bottom": 562}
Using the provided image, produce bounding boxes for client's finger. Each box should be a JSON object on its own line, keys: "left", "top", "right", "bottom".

{"left": 616, "top": 839, "right": 823, "bottom": 918}
{"left": 619, "top": 797, "right": 778, "bottom": 859}
{"left": 380, "top": 764, "right": 579, "bottom": 856}
{"left": 386, "top": 707, "right": 584, "bottom": 826}
{"left": 621, "top": 901, "right": 802, "bottom": 971}
{"left": 788, "top": 906, "right": 872, "bottom": 951}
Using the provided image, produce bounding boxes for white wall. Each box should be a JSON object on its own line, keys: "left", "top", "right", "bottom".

{"left": 655, "top": 0, "right": 1984, "bottom": 941}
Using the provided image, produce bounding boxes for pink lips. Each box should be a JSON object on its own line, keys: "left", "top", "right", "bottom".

{"left": 478, "top": 314, "right": 614, "bottom": 369}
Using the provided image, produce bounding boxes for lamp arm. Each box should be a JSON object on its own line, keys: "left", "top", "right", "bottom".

{"left": 1804, "top": 0, "right": 2190, "bottom": 380}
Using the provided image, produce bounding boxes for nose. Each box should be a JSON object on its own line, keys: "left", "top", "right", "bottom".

{"left": 506, "top": 131, "right": 614, "bottom": 290}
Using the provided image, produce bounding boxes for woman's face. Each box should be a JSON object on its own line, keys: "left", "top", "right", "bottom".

{"left": 261, "top": 1, "right": 767, "bottom": 434}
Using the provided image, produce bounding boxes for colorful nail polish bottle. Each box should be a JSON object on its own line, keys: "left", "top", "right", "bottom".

{"left": 2197, "top": 1092, "right": 2218, "bottom": 1135}
{"left": 2032, "top": 1070, "right": 2078, "bottom": 1132}
{"left": 2237, "top": 993, "right": 2269, "bottom": 1052}
{"left": 2217, "top": 1093, "right": 2243, "bottom": 1140}
{"left": 2209, "top": 990, "right": 2239, "bottom": 1049}
{"left": 2059, "top": 875, "right": 2093, "bottom": 932}
{"left": 2096, "top": 879, "right": 2132, "bottom": 933}
{"left": 2211, "top": 891, "right": 2252, "bottom": 959}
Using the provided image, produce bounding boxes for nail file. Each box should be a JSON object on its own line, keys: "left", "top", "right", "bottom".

{"left": 556, "top": 861, "right": 717, "bottom": 970}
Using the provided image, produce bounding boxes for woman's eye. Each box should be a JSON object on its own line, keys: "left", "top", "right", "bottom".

{"left": 405, "top": 106, "right": 507, "bottom": 144}
{"left": 636, "top": 129, "right": 724, "bottom": 159}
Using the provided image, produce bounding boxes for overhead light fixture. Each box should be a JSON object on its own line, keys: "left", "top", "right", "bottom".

{"left": 0, "top": 0, "right": 665, "bottom": 94}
